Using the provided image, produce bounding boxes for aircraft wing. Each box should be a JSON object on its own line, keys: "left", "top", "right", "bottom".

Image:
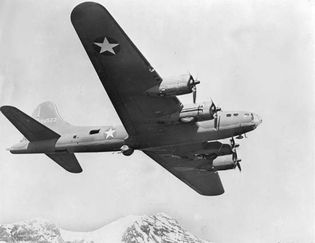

{"left": 71, "top": 2, "right": 182, "bottom": 144}
{"left": 144, "top": 149, "right": 225, "bottom": 196}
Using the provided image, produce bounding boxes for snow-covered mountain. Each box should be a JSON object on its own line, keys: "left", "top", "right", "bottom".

{"left": 0, "top": 213, "right": 211, "bottom": 243}
{"left": 0, "top": 218, "right": 63, "bottom": 243}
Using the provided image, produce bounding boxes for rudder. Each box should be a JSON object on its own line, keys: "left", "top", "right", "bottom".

{"left": 32, "top": 101, "right": 72, "bottom": 134}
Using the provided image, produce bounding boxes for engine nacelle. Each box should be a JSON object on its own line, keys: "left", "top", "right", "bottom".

{"left": 179, "top": 101, "right": 220, "bottom": 123}
{"left": 212, "top": 154, "right": 238, "bottom": 171}
{"left": 146, "top": 74, "right": 198, "bottom": 97}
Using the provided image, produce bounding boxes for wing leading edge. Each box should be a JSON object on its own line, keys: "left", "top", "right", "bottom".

{"left": 71, "top": 2, "right": 182, "bottom": 144}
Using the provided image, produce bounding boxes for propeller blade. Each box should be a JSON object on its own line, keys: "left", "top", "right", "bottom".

{"left": 214, "top": 116, "right": 218, "bottom": 129}
{"left": 236, "top": 161, "right": 242, "bottom": 172}
{"left": 192, "top": 86, "right": 197, "bottom": 103}
{"left": 232, "top": 151, "right": 237, "bottom": 161}
{"left": 230, "top": 137, "right": 235, "bottom": 148}
{"left": 188, "top": 74, "right": 200, "bottom": 104}
{"left": 188, "top": 74, "right": 194, "bottom": 86}
{"left": 232, "top": 151, "right": 242, "bottom": 172}
{"left": 210, "top": 98, "right": 215, "bottom": 108}
{"left": 193, "top": 74, "right": 200, "bottom": 85}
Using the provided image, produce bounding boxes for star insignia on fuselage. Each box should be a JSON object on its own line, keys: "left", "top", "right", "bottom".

{"left": 105, "top": 128, "right": 115, "bottom": 139}
{"left": 93, "top": 37, "right": 120, "bottom": 55}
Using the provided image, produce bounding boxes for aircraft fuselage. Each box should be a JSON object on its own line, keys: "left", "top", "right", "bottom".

{"left": 10, "top": 110, "right": 261, "bottom": 154}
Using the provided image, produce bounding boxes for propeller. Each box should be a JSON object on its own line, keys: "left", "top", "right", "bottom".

{"left": 230, "top": 137, "right": 235, "bottom": 148}
{"left": 188, "top": 74, "right": 200, "bottom": 104}
{"left": 210, "top": 98, "right": 222, "bottom": 129}
{"left": 209, "top": 98, "right": 222, "bottom": 114}
{"left": 232, "top": 150, "right": 242, "bottom": 172}
{"left": 230, "top": 137, "right": 240, "bottom": 149}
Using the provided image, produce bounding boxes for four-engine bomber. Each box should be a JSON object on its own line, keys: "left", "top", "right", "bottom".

{"left": 0, "top": 2, "right": 262, "bottom": 196}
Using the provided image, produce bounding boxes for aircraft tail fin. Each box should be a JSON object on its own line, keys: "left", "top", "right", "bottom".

{"left": 31, "top": 101, "right": 73, "bottom": 134}
{"left": 0, "top": 105, "right": 60, "bottom": 142}
{"left": 1, "top": 104, "right": 82, "bottom": 173}
{"left": 46, "top": 152, "right": 82, "bottom": 173}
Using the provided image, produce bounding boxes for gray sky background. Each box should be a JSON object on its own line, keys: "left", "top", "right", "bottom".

{"left": 0, "top": 0, "right": 314, "bottom": 242}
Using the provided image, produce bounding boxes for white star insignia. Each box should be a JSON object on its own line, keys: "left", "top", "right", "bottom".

{"left": 105, "top": 128, "right": 115, "bottom": 139}
{"left": 94, "top": 37, "right": 119, "bottom": 54}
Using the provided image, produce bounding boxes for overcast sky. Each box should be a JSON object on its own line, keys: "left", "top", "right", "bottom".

{"left": 0, "top": 0, "right": 314, "bottom": 242}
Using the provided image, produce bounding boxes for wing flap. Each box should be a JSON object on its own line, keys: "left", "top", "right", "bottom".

{"left": 144, "top": 151, "right": 224, "bottom": 196}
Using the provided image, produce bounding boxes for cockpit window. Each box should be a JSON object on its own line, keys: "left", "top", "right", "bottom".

{"left": 251, "top": 113, "right": 254, "bottom": 120}
{"left": 226, "top": 114, "right": 231, "bottom": 117}
{"left": 233, "top": 113, "right": 238, "bottom": 116}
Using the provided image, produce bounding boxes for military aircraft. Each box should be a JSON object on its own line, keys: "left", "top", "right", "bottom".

{"left": 0, "top": 2, "right": 262, "bottom": 196}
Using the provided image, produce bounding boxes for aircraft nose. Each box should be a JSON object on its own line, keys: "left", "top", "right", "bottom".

{"left": 253, "top": 113, "right": 262, "bottom": 127}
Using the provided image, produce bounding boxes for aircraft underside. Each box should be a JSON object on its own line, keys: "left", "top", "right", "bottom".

{"left": 0, "top": 2, "right": 262, "bottom": 196}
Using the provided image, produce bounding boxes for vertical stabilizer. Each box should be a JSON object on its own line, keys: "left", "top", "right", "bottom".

{"left": 32, "top": 101, "right": 73, "bottom": 134}
{"left": 1, "top": 103, "right": 83, "bottom": 173}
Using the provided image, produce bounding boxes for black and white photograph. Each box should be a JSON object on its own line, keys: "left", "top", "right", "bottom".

{"left": 0, "top": 0, "right": 314, "bottom": 242}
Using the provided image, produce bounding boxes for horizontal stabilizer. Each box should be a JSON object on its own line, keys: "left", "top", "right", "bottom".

{"left": 46, "top": 152, "right": 82, "bottom": 173}
{"left": 0, "top": 106, "right": 60, "bottom": 142}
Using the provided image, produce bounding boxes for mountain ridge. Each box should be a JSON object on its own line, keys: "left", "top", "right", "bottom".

{"left": 0, "top": 213, "right": 211, "bottom": 243}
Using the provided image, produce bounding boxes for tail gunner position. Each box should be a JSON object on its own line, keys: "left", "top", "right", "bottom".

{"left": 1, "top": 2, "right": 262, "bottom": 196}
